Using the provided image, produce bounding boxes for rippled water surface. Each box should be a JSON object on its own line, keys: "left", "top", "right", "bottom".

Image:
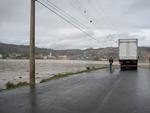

{"left": 0, "top": 60, "right": 108, "bottom": 89}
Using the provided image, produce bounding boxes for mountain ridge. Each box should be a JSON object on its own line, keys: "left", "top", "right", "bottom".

{"left": 0, "top": 42, "right": 149, "bottom": 61}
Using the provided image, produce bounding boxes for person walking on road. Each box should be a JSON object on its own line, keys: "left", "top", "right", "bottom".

{"left": 109, "top": 57, "right": 114, "bottom": 72}
{"left": 149, "top": 58, "right": 150, "bottom": 69}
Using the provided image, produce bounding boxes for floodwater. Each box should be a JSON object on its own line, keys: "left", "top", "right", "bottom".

{"left": 0, "top": 60, "right": 109, "bottom": 89}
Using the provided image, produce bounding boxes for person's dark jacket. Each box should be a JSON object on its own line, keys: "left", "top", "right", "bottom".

{"left": 109, "top": 58, "right": 113, "bottom": 64}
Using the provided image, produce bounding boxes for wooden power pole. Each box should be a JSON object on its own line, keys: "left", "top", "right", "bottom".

{"left": 30, "top": 0, "right": 36, "bottom": 88}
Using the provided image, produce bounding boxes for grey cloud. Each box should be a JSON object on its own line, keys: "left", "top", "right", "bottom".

{"left": 127, "top": 0, "right": 150, "bottom": 13}
{"left": 0, "top": 0, "right": 150, "bottom": 49}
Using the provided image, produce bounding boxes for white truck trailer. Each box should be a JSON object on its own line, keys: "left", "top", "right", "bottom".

{"left": 119, "top": 39, "right": 138, "bottom": 70}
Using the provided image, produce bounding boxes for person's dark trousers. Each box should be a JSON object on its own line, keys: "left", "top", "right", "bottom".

{"left": 110, "top": 63, "right": 112, "bottom": 72}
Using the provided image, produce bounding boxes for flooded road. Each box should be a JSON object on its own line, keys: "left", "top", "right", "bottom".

{"left": 0, "top": 68, "right": 150, "bottom": 113}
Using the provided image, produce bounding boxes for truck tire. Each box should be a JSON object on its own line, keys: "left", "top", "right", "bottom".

{"left": 121, "top": 67, "right": 125, "bottom": 71}
{"left": 134, "top": 66, "right": 137, "bottom": 70}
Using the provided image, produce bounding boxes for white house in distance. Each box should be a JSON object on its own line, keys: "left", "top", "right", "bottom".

{"left": 47, "top": 52, "right": 56, "bottom": 59}
{"left": 0, "top": 54, "right": 3, "bottom": 59}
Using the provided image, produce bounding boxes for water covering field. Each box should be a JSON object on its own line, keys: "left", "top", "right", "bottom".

{"left": 0, "top": 60, "right": 109, "bottom": 89}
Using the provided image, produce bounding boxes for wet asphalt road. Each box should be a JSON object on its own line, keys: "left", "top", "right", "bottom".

{"left": 0, "top": 68, "right": 150, "bottom": 113}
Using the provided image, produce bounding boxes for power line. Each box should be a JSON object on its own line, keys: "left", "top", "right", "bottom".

{"left": 87, "top": 0, "right": 112, "bottom": 29}
{"left": 95, "top": 0, "right": 116, "bottom": 29}
{"left": 36, "top": 0, "right": 101, "bottom": 43}
{"left": 71, "top": 0, "right": 113, "bottom": 38}
{"left": 70, "top": 0, "right": 113, "bottom": 44}
{"left": 70, "top": 0, "right": 98, "bottom": 30}
{"left": 95, "top": 0, "right": 118, "bottom": 43}
{"left": 45, "top": 0, "right": 89, "bottom": 30}
{"left": 87, "top": 0, "right": 117, "bottom": 43}
{"left": 39, "top": 0, "right": 116, "bottom": 44}
{"left": 73, "top": 0, "right": 110, "bottom": 29}
{"left": 86, "top": 0, "right": 115, "bottom": 41}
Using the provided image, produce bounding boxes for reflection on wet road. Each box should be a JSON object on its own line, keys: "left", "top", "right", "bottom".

{"left": 0, "top": 68, "right": 150, "bottom": 113}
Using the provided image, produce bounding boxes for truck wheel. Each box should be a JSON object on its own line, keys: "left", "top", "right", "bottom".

{"left": 134, "top": 66, "right": 137, "bottom": 70}
{"left": 121, "top": 67, "right": 124, "bottom": 71}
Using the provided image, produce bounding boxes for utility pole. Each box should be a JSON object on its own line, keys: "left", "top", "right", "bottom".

{"left": 30, "top": 0, "right": 36, "bottom": 88}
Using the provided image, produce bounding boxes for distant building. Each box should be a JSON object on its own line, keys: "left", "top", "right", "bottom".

{"left": 8, "top": 53, "right": 22, "bottom": 59}
{"left": 35, "top": 54, "right": 43, "bottom": 59}
{"left": 57, "top": 55, "right": 68, "bottom": 60}
{"left": 49, "top": 52, "right": 52, "bottom": 57}
{"left": 43, "top": 56, "right": 48, "bottom": 59}
{"left": 47, "top": 52, "right": 56, "bottom": 59}
{"left": 0, "top": 54, "right": 3, "bottom": 59}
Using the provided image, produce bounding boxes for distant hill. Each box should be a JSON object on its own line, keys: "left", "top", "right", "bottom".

{"left": 0, "top": 42, "right": 149, "bottom": 62}
{"left": 0, "top": 42, "right": 52, "bottom": 56}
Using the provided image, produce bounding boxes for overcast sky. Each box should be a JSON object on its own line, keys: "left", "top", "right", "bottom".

{"left": 0, "top": 0, "right": 150, "bottom": 49}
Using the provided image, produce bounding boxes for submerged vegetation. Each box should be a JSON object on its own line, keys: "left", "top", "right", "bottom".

{"left": 6, "top": 81, "right": 29, "bottom": 90}
{"left": 40, "top": 66, "right": 106, "bottom": 83}
{"left": 3, "top": 65, "right": 106, "bottom": 91}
